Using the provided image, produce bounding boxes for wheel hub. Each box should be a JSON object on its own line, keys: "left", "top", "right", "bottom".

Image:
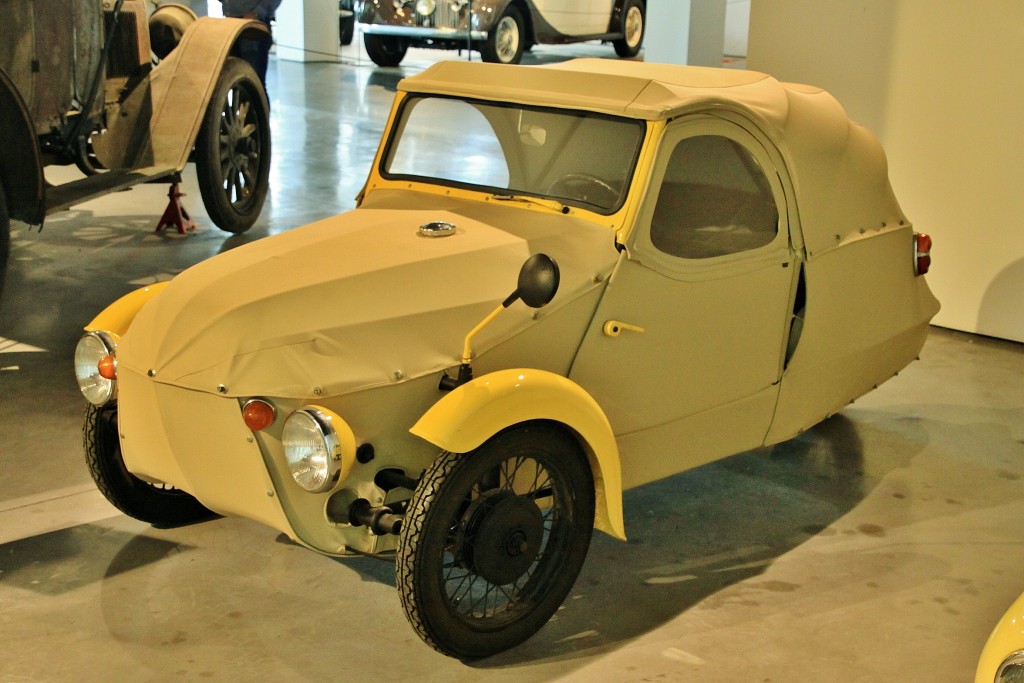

{"left": 461, "top": 490, "right": 544, "bottom": 586}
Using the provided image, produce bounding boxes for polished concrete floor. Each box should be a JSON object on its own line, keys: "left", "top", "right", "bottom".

{"left": 2, "top": 43, "right": 1024, "bottom": 682}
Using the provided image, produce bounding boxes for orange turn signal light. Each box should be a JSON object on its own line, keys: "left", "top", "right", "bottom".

{"left": 97, "top": 355, "right": 117, "bottom": 380}
{"left": 242, "top": 399, "right": 277, "bottom": 431}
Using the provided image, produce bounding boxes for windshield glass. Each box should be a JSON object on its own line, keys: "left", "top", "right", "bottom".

{"left": 383, "top": 95, "right": 646, "bottom": 214}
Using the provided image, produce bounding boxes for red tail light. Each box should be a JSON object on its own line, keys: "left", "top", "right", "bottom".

{"left": 914, "top": 232, "right": 932, "bottom": 275}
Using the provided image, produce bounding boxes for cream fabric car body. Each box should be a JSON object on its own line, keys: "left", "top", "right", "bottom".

{"left": 75, "top": 58, "right": 939, "bottom": 658}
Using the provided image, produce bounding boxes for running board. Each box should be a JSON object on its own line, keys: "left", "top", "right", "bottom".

{"left": 44, "top": 166, "right": 178, "bottom": 215}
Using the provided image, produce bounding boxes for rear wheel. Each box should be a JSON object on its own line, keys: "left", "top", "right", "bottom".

{"left": 480, "top": 5, "right": 525, "bottom": 64}
{"left": 613, "top": 0, "right": 645, "bottom": 58}
{"left": 84, "top": 405, "right": 213, "bottom": 526}
{"left": 397, "top": 423, "right": 595, "bottom": 658}
{"left": 194, "top": 57, "right": 270, "bottom": 234}
{"left": 364, "top": 33, "right": 408, "bottom": 67}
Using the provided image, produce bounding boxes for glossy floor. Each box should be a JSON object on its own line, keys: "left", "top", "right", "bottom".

{"left": 2, "top": 46, "right": 1023, "bottom": 682}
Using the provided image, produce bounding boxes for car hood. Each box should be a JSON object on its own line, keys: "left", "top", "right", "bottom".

{"left": 117, "top": 190, "right": 617, "bottom": 398}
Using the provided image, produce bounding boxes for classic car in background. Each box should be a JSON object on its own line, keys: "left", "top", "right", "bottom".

{"left": 357, "top": 0, "right": 645, "bottom": 66}
{"left": 74, "top": 58, "right": 939, "bottom": 658}
{"left": 0, "top": 0, "right": 272, "bottom": 290}
{"left": 976, "top": 592, "right": 1024, "bottom": 682}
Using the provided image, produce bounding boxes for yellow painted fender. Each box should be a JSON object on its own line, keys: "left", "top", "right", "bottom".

{"left": 410, "top": 368, "right": 626, "bottom": 540}
{"left": 85, "top": 281, "right": 170, "bottom": 337}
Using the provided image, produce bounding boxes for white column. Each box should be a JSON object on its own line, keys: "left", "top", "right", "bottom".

{"left": 274, "top": 0, "right": 339, "bottom": 63}
{"left": 645, "top": 0, "right": 728, "bottom": 67}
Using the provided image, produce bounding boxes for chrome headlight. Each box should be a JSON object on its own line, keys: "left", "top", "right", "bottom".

{"left": 74, "top": 331, "right": 118, "bottom": 406}
{"left": 415, "top": 0, "right": 436, "bottom": 15}
{"left": 283, "top": 408, "right": 344, "bottom": 493}
{"left": 997, "top": 651, "right": 1024, "bottom": 682}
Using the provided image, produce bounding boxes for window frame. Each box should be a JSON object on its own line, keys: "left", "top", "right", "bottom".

{"left": 629, "top": 115, "right": 792, "bottom": 280}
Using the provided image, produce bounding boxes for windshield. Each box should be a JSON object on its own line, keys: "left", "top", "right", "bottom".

{"left": 382, "top": 95, "right": 646, "bottom": 214}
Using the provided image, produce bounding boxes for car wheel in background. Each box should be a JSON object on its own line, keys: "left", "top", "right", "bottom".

{"left": 84, "top": 405, "right": 214, "bottom": 527}
{"left": 364, "top": 33, "right": 408, "bottom": 67}
{"left": 339, "top": 1, "right": 355, "bottom": 46}
{"left": 613, "top": 0, "right": 645, "bottom": 58}
{"left": 194, "top": 57, "right": 271, "bottom": 234}
{"left": 480, "top": 5, "right": 525, "bottom": 64}
{"left": 397, "top": 423, "right": 595, "bottom": 658}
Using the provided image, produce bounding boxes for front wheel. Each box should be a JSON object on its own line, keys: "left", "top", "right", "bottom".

{"left": 194, "top": 56, "right": 271, "bottom": 234}
{"left": 363, "top": 33, "right": 408, "bottom": 67}
{"left": 613, "top": 0, "right": 645, "bottom": 58}
{"left": 397, "top": 423, "right": 595, "bottom": 658}
{"left": 84, "top": 405, "right": 213, "bottom": 526}
{"left": 480, "top": 5, "right": 525, "bottom": 64}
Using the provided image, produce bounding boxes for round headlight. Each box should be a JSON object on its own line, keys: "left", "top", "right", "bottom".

{"left": 415, "top": 0, "right": 436, "bottom": 15}
{"left": 74, "top": 331, "right": 117, "bottom": 406}
{"left": 997, "top": 651, "right": 1024, "bottom": 683}
{"left": 282, "top": 408, "right": 342, "bottom": 493}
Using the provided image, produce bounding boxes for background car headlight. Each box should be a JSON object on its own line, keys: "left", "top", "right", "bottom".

{"left": 415, "top": 0, "right": 435, "bottom": 15}
{"left": 282, "top": 408, "right": 344, "bottom": 493}
{"left": 74, "top": 331, "right": 117, "bottom": 406}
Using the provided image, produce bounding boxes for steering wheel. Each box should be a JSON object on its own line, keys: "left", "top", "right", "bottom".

{"left": 548, "top": 173, "right": 619, "bottom": 208}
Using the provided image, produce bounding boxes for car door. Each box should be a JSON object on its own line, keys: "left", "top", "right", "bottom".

{"left": 530, "top": 0, "right": 615, "bottom": 36}
{"left": 568, "top": 115, "right": 799, "bottom": 488}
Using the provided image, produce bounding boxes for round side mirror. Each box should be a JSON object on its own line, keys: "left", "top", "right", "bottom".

{"left": 516, "top": 253, "right": 560, "bottom": 309}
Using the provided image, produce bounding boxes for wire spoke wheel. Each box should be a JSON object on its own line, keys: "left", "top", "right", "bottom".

{"left": 195, "top": 57, "right": 270, "bottom": 234}
{"left": 397, "top": 423, "right": 594, "bottom": 658}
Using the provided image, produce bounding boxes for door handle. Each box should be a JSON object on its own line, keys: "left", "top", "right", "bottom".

{"left": 603, "top": 320, "right": 645, "bottom": 337}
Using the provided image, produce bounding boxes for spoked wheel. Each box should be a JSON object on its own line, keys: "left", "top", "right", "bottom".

{"left": 194, "top": 56, "right": 270, "bottom": 234}
{"left": 397, "top": 423, "right": 595, "bottom": 659}
{"left": 363, "top": 34, "right": 408, "bottom": 67}
{"left": 613, "top": 0, "right": 645, "bottom": 58}
{"left": 480, "top": 5, "right": 525, "bottom": 64}
{"left": 84, "top": 404, "right": 213, "bottom": 526}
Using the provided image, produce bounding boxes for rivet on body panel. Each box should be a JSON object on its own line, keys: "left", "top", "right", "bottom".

{"left": 217, "top": 384, "right": 228, "bottom": 394}
{"left": 147, "top": 369, "right": 156, "bottom": 377}
{"left": 312, "top": 386, "right": 324, "bottom": 396}
{"left": 393, "top": 370, "right": 405, "bottom": 381}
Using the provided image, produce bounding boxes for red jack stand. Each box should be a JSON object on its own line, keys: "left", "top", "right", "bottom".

{"left": 155, "top": 183, "right": 196, "bottom": 234}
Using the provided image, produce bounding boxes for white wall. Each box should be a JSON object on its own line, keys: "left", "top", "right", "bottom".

{"left": 748, "top": 0, "right": 1024, "bottom": 343}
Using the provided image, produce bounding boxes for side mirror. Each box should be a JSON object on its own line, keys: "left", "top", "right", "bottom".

{"left": 505, "top": 253, "right": 560, "bottom": 309}
{"left": 440, "top": 253, "right": 560, "bottom": 391}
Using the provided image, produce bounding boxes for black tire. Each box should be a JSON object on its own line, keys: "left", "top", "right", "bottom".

{"left": 73, "top": 134, "right": 106, "bottom": 176}
{"left": 480, "top": 5, "right": 525, "bottom": 65}
{"left": 194, "top": 56, "right": 270, "bottom": 234}
{"left": 340, "top": 11, "right": 355, "bottom": 46}
{"left": 363, "top": 33, "right": 408, "bottom": 67}
{"left": 84, "top": 404, "right": 213, "bottom": 526}
{"left": 0, "top": 184, "right": 9, "bottom": 298}
{"left": 613, "top": 0, "right": 645, "bottom": 58}
{"left": 397, "top": 423, "right": 595, "bottom": 658}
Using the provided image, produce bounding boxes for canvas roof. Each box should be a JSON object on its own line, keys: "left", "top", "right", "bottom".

{"left": 400, "top": 59, "right": 909, "bottom": 257}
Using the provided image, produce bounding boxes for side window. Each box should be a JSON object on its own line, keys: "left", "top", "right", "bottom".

{"left": 651, "top": 135, "right": 779, "bottom": 259}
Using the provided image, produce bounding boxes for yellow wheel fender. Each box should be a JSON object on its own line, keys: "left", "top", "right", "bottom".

{"left": 410, "top": 368, "right": 626, "bottom": 540}
{"left": 85, "top": 281, "right": 170, "bottom": 337}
